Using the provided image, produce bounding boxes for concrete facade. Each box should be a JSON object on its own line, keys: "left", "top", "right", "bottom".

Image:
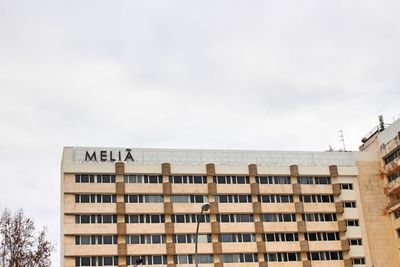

{"left": 61, "top": 145, "right": 399, "bottom": 267}
{"left": 359, "top": 117, "right": 400, "bottom": 266}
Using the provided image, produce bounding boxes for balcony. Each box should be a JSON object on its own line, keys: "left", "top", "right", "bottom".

{"left": 300, "top": 185, "right": 333, "bottom": 195}
{"left": 260, "top": 203, "right": 295, "bottom": 213}
{"left": 125, "top": 203, "right": 164, "bottom": 214}
{"left": 64, "top": 203, "right": 115, "bottom": 214}
{"left": 127, "top": 244, "right": 167, "bottom": 255}
{"left": 64, "top": 244, "right": 117, "bottom": 256}
{"left": 216, "top": 184, "right": 251, "bottom": 194}
{"left": 388, "top": 198, "right": 400, "bottom": 213}
{"left": 303, "top": 203, "right": 336, "bottom": 213}
{"left": 308, "top": 241, "right": 341, "bottom": 251}
{"left": 258, "top": 184, "right": 293, "bottom": 194}
{"left": 264, "top": 241, "right": 300, "bottom": 252}
{"left": 64, "top": 224, "right": 116, "bottom": 235}
{"left": 220, "top": 242, "right": 257, "bottom": 253}
{"left": 306, "top": 222, "right": 338, "bottom": 232}
{"left": 174, "top": 243, "right": 213, "bottom": 254}
{"left": 219, "top": 222, "right": 255, "bottom": 233}
{"left": 262, "top": 222, "right": 298, "bottom": 232}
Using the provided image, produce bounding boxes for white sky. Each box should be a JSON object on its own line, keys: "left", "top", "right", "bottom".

{"left": 0, "top": 0, "right": 399, "bottom": 265}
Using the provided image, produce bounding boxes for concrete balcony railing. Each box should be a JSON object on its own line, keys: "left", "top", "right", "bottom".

{"left": 219, "top": 222, "right": 255, "bottom": 233}
{"left": 308, "top": 240, "right": 342, "bottom": 251}
{"left": 258, "top": 184, "right": 293, "bottom": 194}
{"left": 64, "top": 203, "right": 116, "bottom": 214}
{"left": 306, "top": 222, "right": 338, "bottom": 232}
{"left": 386, "top": 178, "right": 400, "bottom": 196}
{"left": 264, "top": 241, "right": 300, "bottom": 252}
{"left": 220, "top": 242, "right": 257, "bottom": 253}
{"left": 388, "top": 198, "right": 400, "bottom": 212}
{"left": 64, "top": 224, "right": 117, "bottom": 235}
{"left": 262, "top": 222, "right": 298, "bottom": 232}
{"left": 260, "top": 203, "right": 295, "bottom": 213}
{"left": 64, "top": 244, "right": 117, "bottom": 256}
{"left": 303, "top": 203, "right": 336, "bottom": 213}
{"left": 216, "top": 184, "right": 251, "bottom": 194}
{"left": 300, "top": 185, "right": 333, "bottom": 195}
{"left": 126, "top": 244, "right": 167, "bottom": 255}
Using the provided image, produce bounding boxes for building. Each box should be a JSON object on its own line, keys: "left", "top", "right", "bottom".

{"left": 61, "top": 138, "right": 400, "bottom": 267}
{"left": 359, "top": 117, "right": 400, "bottom": 264}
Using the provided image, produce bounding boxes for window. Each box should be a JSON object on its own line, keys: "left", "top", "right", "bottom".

{"left": 124, "top": 175, "right": 163, "bottom": 183}
{"left": 217, "top": 214, "right": 253, "bottom": 223}
{"left": 256, "top": 176, "right": 291, "bottom": 184}
{"left": 315, "top": 176, "right": 331, "bottom": 184}
{"left": 126, "top": 255, "right": 167, "bottom": 265}
{"left": 262, "top": 233, "right": 298, "bottom": 242}
{"left": 170, "top": 195, "right": 208, "bottom": 203}
{"left": 75, "top": 236, "right": 117, "bottom": 245}
{"left": 75, "top": 215, "right": 117, "bottom": 224}
{"left": 265, "top": 252, "right": 300, "bottom": 262}
{"left": 298, "top": 176, "right": 331, "bottom": 184}
{"left": 213, "top": 176, "right": 250, "bottom": 184}
{"left": 219, "top": 233, "right": 256, "bottom": 243}
{"left": 394, "top": 210, "right": 400, "bottom": 219}
{"left": 302, "top": 213, "right": 337, "bottom": 222}
{"left": 125, "top": 215, "right": 165, "bottom": 224}
{"left": 126, "top": 235, "right": 166, "bottom": 244}
{"left": 169, "top": 175, "right": 207, "bottom": 184}
{"left": 349, "top": 239, "right": 362, "bottom": 246}
{"left": 258, "top": 195, "right": 293, "bottom": 203}
{"left": 75, "top": 256, "right": 118, "bottom": 266}
{"left": 75, "top": 194, "right": 116, "bottom": 203}
{"left": 297, "top": 176, "right": 314, "bottom": 184}
{"left": 172, "top": 214, "right": 210, "bottom": 223}
{"left": 75, "top": 174, "right": 115, "bottom": 183}
{"left": 305, "top": 232, "right": 339, "bottom": 241}
{"left": 352, "top": 258, "right": 366, "bottom": 265}
{"left": 344, "top": 201, "right": 357, "bottom": 208}
{"left": 340, "top": 183, "right": 353, "bottom": 190}
{"left": 345, "top": 219, "right": 359, "bottom": 226}
{"left": 388, "top": 172, "right": 400, "bottom": 183}
{"left": 307, "top": 251, "right": 343, "bottom": 261}
{"left": 172, "top": 254, "right": 213, "bottom": 264}
{"left": 220, "top": 254, "right": 258, "bottom": 263}
{"left": 300, "top": 195, "right": 334, "bottom": 203}
{"left": 216, "top": 195, "right": 252, "bottom": 203}
{"left": 261, "top": 213, "right": 296, "bottom": 222}
{"left": 124, "top": 195, "right": 163, "bottom": 203}
{"left": 384, "top": 147, "right": 400, "bottom": 165}
{"left": 173, "top": 234, "right": 211, "bottom": 243}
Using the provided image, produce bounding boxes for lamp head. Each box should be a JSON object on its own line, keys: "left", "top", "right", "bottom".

{"left": 201, "top": 203, "right": 211, "bottom": 212}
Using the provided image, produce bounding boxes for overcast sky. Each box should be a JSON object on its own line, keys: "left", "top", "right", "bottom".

{"left": 0, "top": 0, "right": 399, "bottom": 265}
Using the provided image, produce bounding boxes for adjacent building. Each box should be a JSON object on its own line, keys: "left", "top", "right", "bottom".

{"left": 61, "top": 120, "right": 400, "bottom": 267}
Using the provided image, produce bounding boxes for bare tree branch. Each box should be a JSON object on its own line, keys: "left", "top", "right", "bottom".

{"left": 0, "top": 209, "right": 54, "bottom": 267}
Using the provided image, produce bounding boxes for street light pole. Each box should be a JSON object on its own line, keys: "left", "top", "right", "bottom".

{"left": 195, "top": 203, "right": 210, "bottom": 267}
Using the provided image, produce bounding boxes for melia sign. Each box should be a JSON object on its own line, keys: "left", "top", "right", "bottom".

{"left": 74, "top": 148, "right": 134, "bottom": 163}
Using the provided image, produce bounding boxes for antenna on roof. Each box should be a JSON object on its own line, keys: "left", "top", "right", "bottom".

{"left": 338, "top": 130, "right": 346, "bottom": 151}
{"left": 379, "top": 115, "right": 385, "bottom": 131}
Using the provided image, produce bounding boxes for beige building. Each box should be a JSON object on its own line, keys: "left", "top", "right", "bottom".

{"left": 61, "top": 139, "right": 400, "bottom": 267}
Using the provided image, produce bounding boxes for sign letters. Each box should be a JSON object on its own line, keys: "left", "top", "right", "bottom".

{"left": 84, "top": 148, "right": 134, "bottom": 162}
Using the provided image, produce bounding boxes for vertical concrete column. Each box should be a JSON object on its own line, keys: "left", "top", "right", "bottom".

{"left": 206, "top": 163, "right": 221, "bottom": 265}
{"left": 115, "top": 162, "right": 127, "bottom": 267}
{"left": 330, "top": 165, "right": 350, "bottom": 266}
{"left": 248, "top": 164, "right": 266, "bottom": 266}
{"left": 290, "top": 165, "right": 308, "bottom": 265}
{"left": 161, "top": 163, "right": 176, "bottom": 267}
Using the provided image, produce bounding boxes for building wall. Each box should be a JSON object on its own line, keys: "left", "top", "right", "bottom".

{"left": 61, "top": 147, "right": 397, "bottom": 267}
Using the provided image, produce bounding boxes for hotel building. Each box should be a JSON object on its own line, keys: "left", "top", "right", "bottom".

{"left": 61, "top": 124, "right": 400, "bottom": 267}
